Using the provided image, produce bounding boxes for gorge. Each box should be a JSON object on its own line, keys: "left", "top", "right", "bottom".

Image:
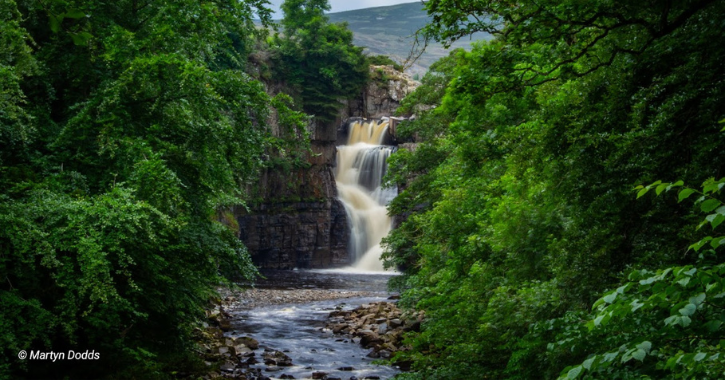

{"left": 236, "top": 65, "right": 419, "bottom": 271}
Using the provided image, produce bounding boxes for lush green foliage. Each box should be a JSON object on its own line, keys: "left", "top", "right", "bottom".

{"left": 0, "top": 0, "right": 307, "bottom": 378}
{"left": 273, "top": 0, "right": 369, "bottom": 122}
{"left": 384, "top": 0, "right": 725, "bottom": 378}
{"left": 367, "top": 55, "right": 404, "bottom": 72}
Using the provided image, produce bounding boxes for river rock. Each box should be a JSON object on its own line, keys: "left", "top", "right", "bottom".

{"left": 220, "top": 362, "right": 236, "bottom": 373}
{"left": 236, "top": 336, "right": 259, "bottom": 350}
{"left": 312, "top": 371, "right": 328, "bottom": 379}
{"left": 325, "top": 301, "right": 419, "bottom": 360}
{"left": 262, "top": 349, "right": 293, "bottom": 366}
{"left": 233, "top": 344, "right": 252, "bottom": 357}
{"left": 377, "top": 323, "right": 388, "bottom": 334}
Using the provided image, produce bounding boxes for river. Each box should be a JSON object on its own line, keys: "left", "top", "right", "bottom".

{"left": 224, "top": 269, "right": 402, "bottom": 380}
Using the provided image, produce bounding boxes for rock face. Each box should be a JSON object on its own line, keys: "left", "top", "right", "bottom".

{"left": 235, "top": 116, "right": 350, "bottom": 269}
{"left": 237, "top": 65, "right": 418, "bottom": 269}
{"left": 343, "top": 65, "right": 420, "bottom": 120}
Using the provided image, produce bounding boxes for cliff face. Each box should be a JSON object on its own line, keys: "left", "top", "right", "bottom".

{"left": 237, "top": 65, "right": 418, "bottom": 269}
{"left": 343, "top": 65, "right": 420, "bottom": 120}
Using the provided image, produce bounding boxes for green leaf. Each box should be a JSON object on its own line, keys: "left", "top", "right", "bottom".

{"left": 711, "top": 214, "right": 725, "bottom": 230}
{"left": 64, "top": 9, "right": 86, "bottom": 19}
{"left": 711, "top": 235, "right": 724, "bottom": 248}
{"left": 677, "top": 277, "right": 691, "bottom": 287}
{"left": 636, "top": 341, "right": 652, "bottom": 353}
{"left": 566, "top": 365, "right": 583, "bottom": 379}
{"left": 678, "top": 188, "right": 696, "bottom": 202}
{"left": 689, "top": 293, "right": 706, "bottom": 305}
{"left": 681, "top": 315, "right": 692, "bottom": 327}
{"left": 637, "top": 187, "right": 650, "bottom": 199}
{"left": 603, "top": 292, "right": 617, "bottom": 303}
{"left": 701, "top": 199, "right": 722, "bottom": 212}
{"left": 679, "top": 303, "right": 697, "bottom": 316}
{"left": 49, "top": 13, "right": 63, "bottom": 33}
{"left": 690, "top": 237, "right": 713, "bottom": 252}
{"left": 582, "top": 357, "right": 595, "bottom": 370}
{"left": 694, "top": 352, "right": 707, "bottom": 362}
{"left": 664, "top": 315, "right": 678, "bottom": 326}
{"left": 593, "top": 314, "right": 605, "bottom": 327}
{"left": 70, "top": 32, "right": 93, "bottom": 46}
{"left": 655, "top": 183, "right": 668, "bottom": 195}
{"left": 632, "top": 348, "right": 646, "bottom": 362}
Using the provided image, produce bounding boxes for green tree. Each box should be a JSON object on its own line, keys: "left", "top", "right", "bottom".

{"left": 274, "top": 0, "right": 368, "bottom": 122}
{"left": 384, "top": 0, "right": 725, "bottom": 378}
{"left": 0, "top": 0, "right": 306, "bottom": 378}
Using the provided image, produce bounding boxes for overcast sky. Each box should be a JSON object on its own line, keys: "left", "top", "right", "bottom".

{"left": 266, "top": 0, "right": 421, "bottom": 17}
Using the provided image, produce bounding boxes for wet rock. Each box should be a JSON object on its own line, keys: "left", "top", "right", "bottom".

{"left": 337, "top": 366, "right": 354, "bottom": 371}
{"left": 262, "top": 349, "right": 293, "bottom": 366}
{"left": 312, "top": 371, "right": 328, "bottom": 379}
{"left": 207, "top": 327, "right": 224, "bottom": 339}
{"left": 363, "top": 376, "right": 381, "bottom": 380}
{"left": 236, "top": 336, "right": 259, "bottom": 349}
{"left": 358, "top": 331, "right": 382, "bottom": 348}
{"left": 220, "top": 362, "right": 236, "bottom": 373}
{"left": 280, "top": 375, "right": 295, "bottom": 379}
{"left": 234, "top": 344, "right": 253, "bottom": 356}
{"left": 377, "top": 323, "right": 388, "bottom": 334}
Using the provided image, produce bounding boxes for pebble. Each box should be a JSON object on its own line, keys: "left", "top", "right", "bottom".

{"left": 218, "top": 288, "right": 376, "bottom": 309}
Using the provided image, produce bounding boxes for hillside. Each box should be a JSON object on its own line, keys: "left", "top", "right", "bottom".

{"left": 328, "top": 2, "right": 490, "bottom": 74}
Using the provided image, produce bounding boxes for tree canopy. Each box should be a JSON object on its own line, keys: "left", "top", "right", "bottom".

{"left": 273, "top": 0, "right": 368, "bottom": 123}
{"left": 385, "top": 0, "right": 725, "bottom": 378}
{"left": 0, "top": 0, "right": 307, "bottom": 377}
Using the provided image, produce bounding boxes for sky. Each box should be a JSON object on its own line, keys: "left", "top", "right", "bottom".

{"left": 266, "top": 0, "right": 420, "bottom": 17}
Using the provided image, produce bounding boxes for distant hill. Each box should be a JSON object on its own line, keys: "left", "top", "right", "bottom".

{"left": 327, "top": 2, "right": 490, "bottom": 74}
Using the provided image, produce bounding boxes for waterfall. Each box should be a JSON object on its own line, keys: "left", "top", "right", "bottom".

{"left": 335, "top": 119, "right": 397, "bottom": 271}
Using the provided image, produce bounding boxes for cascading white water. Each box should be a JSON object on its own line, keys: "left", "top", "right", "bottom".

{"left": 335, "top": 119, "right": 397, "bottom": 271}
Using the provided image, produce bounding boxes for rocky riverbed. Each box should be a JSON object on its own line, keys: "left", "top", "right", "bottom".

{"left": 192, "top": 270, "right": 403, "bottom": 380}
{"left": 324, "top": 301, "right": 421, "bottom": 367}
{"left": 220, "top": 288, "right": 377, "bottom": 310}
